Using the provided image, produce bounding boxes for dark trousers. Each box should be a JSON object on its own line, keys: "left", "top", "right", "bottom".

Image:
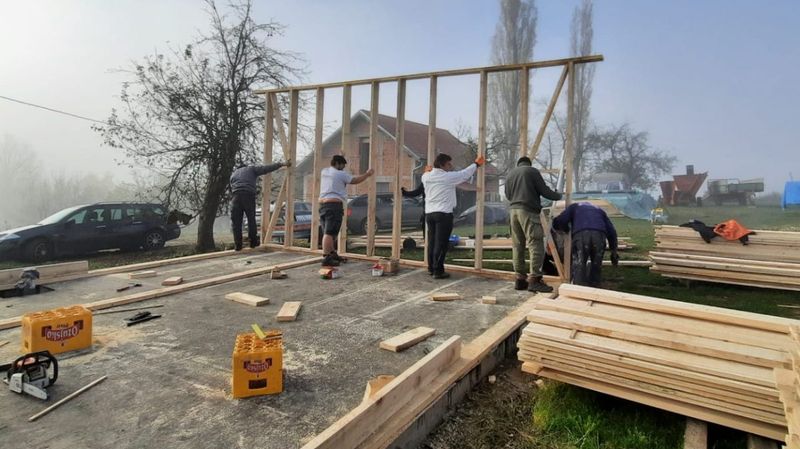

{"left": 425, "top": 212, "right": 453, "bottom": 275}
{"left": 571, "top": 230, "right": 606, "bottom": 287}
{"left": 231, "top": 192, "right": 258, "bottom": 250}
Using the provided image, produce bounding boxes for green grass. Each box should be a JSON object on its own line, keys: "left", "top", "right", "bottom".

{"left": 664, "top": 205, "right": 800, "bottom": 231}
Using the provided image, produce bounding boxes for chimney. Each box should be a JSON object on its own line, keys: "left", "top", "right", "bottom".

{"left": 686, "top": 165, "right": 694, "bottom": 175}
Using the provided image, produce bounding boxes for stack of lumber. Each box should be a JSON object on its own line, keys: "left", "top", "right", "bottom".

{"left": 774, "top": 325, "right": 800, "bottom": 448}
{"left": 651, "top": 225, "right": 800, "bottom": 291}
{"left": 551, "top": 198, "right": 624, "bottom": 218}
{"left": 518, "top": 283, "right": 795, "bottom": 440}
{"left": 0, "top": 261, "right": 89, "bottom": 291}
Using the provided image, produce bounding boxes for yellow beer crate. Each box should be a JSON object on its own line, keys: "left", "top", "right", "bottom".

{"left": 21, "top": 305, "right": 93, "bottom": 354}
{"left": 232, "top": 331, "right": 283, "bottom": 398}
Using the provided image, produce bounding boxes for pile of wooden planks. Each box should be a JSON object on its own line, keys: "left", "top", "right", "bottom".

{"left": 518, "top": 283, "right": 796, "bottom": 440}
{"left": 651, "top": 225, "right": 800, "bottom": 291}
{"left": 775, "top": 325, "right": 800, "bottom": 448}
{"left": 551, "top": 198, "right": 624, "bottom": 218}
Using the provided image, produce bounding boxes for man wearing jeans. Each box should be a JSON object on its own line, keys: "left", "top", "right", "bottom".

{"left": 319, "top": 155, "right": 373, "bottom": 266}
{"left": 504, "top": 157, "right": 562, "bottom": 292}
{"left": 421, "top": 153, "right": 484, "bottom": 279}
{"left": 553, "top": 202, "right": 619, "bottom": 287}
{"left": 230, "top": 161, "right": 290, "bottom": 251}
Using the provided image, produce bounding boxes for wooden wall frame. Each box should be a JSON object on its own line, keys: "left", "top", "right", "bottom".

{"left": 256, "top": 55, "right": 602, "bottom": 279}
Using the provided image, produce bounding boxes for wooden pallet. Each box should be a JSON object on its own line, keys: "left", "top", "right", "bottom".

{"left": 518, "top": 284, "right": 796, "bottom": 440}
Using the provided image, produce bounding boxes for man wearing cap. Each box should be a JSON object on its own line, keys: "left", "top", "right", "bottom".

{"left": 230, "top": 161, "right": 290, "bottom": 251}
{"left": 421, "top": 153, "right": 484, "bottom": 279}
{"left": 319, "top": 155, "right": 374, "bottom": 266}
{"left": 504, "top": 156, "right": 562, "bottom": 292}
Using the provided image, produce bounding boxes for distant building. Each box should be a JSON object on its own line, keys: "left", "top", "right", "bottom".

{"left": 295, "top": 110, "right": 500, "bottom": 212}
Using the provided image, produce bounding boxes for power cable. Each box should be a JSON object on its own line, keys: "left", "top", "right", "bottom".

{"left": 0, "top": 94, "right": 108, "bottom": 125}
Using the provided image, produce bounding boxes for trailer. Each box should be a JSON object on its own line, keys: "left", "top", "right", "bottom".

{"left": 706, "top": 178, "right": 764, "bottom": 205}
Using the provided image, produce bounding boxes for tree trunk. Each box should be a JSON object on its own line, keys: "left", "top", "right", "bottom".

{"left": 195, "top": 172, "right": 229, "bottom": 252}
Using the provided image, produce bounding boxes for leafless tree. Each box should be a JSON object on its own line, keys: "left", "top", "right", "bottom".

{"left": 570, "top": 0, "right": 595, "bottom": 190}
{"left": 94, "top": 0, "right": 303, "bottom": 251}
{"left": 489, "top": 0, "right": 537, "bottom": 177}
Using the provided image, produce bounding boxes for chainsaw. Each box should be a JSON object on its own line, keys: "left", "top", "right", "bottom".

{"left": 1, "top": 351, "right": 58, "bottom": 400}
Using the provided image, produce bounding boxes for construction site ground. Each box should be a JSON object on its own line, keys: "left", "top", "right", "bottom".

{"left": 0, "top": 249, "right": 534, "bottom": 449}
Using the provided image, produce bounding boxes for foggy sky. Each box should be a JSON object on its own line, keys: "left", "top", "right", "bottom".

{"left": 0, "top": 0, "right": 797, "bottom": 194}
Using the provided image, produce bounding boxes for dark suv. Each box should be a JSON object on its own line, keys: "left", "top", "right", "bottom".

{"left": 0, "top": 203, "right": 181, "bottom": 262}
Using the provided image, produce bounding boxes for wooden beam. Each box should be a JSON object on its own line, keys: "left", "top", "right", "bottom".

{"left": 366, "top": 82, "right": 379, "bottom": 257}
{"left": 379, "top": 326, "right": 436, "bottom": 352}
{"left": 285, "top": 89, "right": 299, "bottom": 247}
{"left": 530, "top": 65, "right": 568, "bottom": 160}
{"left": 425, "top": 75, "right": 437, "bottom": 266}
{"left": 563, "top": 62, "right": 576, "bottom": 281}
{"left": 431, "top": 293, "right": 462, "bottom": 302}
{"left": 255, "top": 55, "right": 604, "bottom": 94}
{"left": 0, "top": 261, "right": 88, "bottom": 290}
{"left": 0, "top": 257, "right": 320, "bottom": 330}
{"left": 519, "top": 67, "right": 529, "bottom": 159}
{"left": 363, "top": 375, "right": 396, "bottom": 401}
{"left": 264, "top": 179, "right": 287, "bottom": 244}
{"left": 338, "top": 84, "right": 352, "bottom": 253}
{"left": 161, "top": 276, "right": 183, "bottom": 286}
{"left": 540, "top": 210, "right": 565, "bottom": 279}
{"left": 261, "top": 93, "right": 274, "bottom": 243}
{"left": 392, "top": 79, "right": 406, "bottom": 260}
{"left": 277, "top": 301, "right": 302, "bottom": 322}
{"left": 129, "top": 270, "right": 157, "bottom": 279}
{"left": 310, "top": 87, "right": 325, "bottom": 250}
{"left": 474, "top": 70, "right": 487, "bottom": 270}
{"left": 225, "top": 292, "right": 270, "bottom": 307}
{"left": 269, "top": 93, "right": 290, "bottom": 154}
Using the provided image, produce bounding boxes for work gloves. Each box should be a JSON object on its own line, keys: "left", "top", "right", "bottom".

{"left": 610, "top": 250, "right": 620, "bottom": 267}
{"left": 474, "top": 155, "right": 485, "bottom": 166}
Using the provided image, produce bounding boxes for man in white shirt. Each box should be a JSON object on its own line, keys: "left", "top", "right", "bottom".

{"left": 421, "top": 153, "right": 484, "bottom": 278}
{"left": 319, "top": 155, "right": 374, "bottom": 266}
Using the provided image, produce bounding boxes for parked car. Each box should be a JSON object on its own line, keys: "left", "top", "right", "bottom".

{"left": 266, "top": 202, "right": 315, "bottom": 243}
{"left": 346, "top": 193, "right": 425, "bottom": 235}
{"left": 0, "top": 203, "right": 181, "bottom": 262}
{"left": 453, "top": 203, "right": 510, "bottom": 227}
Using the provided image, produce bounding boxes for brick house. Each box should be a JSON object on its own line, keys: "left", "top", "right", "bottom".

{"left": 296, "top": 110, "right": 500, "bottom": 213}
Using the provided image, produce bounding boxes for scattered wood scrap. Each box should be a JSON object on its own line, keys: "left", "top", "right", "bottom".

{"left": 277, "top": 301, "right": 302, "bottom": 322}
{"left": 650, "top": 226, "right": 800, "bottom": 291}
{"left": 29, "top": 375, "right": 107, "bottom": 422}
{"left": 519, "top": 283, "right": 792, "bottom": 441}
{"left": 225, "top": 292, "right": 270, "bottom": 307}
{"left": 362, "top": 375, "right": 395, "bottom": 401}
{"left": 129, "top": 270, "right": 157, "bottom": 279}
{"left": 270, "top": 270, "right": 288, "bottom": 280}
{"left": 379, "top": 327, "right": 436, "bottom": 352}
{"left": 161, "top": 276, "right": 183, "bottom": 286}
{"left": 431, "top": 293, "right": 461, "bottom": 302}
{"left": 481, "top": 296, "right": 497, "bottom": 304}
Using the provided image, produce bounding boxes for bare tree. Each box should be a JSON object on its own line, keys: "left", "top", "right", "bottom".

{"left": 586, "top": 123, "right": 677, "bottom": 191}
{"left": 489, "top": 0, "right": 537, "bottom": 177}
{"left": 94, "top": 0, "right": 303, "bottom": 251}
{"left": 570, "top": 0, "right": 595, "bottom": 190}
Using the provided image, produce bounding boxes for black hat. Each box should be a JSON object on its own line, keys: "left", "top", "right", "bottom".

{"left": 331, "top": 155, "right": 347, "bottom": 166}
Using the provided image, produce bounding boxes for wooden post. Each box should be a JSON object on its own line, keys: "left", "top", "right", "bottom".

{"left": 540, "top": 210, "right": 564, "bottom": 279}
{"left": 366, "top": 82, "right": 379, "bottom": 257}
{"left": 425, "top": 76, "right": 437, "bottom": 266}
{"left": 285, "top": 89, "right": 299, "bottom": 247}
{"left": 264, "top": 181, "right": 286, "bottom": 244}
{"left": 261, "top": 94, "right": 274, "bottom": 244}
{"left": 563, "top": 62, "right": 576, "bottom": 281}
{"left": 474, "top": 70, "right": 487, "bottom": 270}
{"left": 518, "top": 67, "right": 529, "bottom": 159}
{"left": 392, "top": 79, "right": 406, "bottom": 260}
{"left": 338, "top": 85, "right": 352, "bottom": 254}
{"left": 530, "top": 65, "right": 568, "bottom": 160}
{"left": 310, "top": 88, "right": 324, "bottom": 250}
{"left": 265, "top": 93, "right": 291, "bottom": 246}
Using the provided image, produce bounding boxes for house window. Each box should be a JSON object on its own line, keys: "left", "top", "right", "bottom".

{"left": 359, "top": 137, "right": 370, "bottom": 173}
{"left": 377, "top": 182, "right": 390, "bottom": 193}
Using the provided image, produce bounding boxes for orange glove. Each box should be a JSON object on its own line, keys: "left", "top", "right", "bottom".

{"left": 474, "top": 155, "right": 485, "bottom": 166}
{"left": 424, "top": 165, "right": 433, "bottom": 173}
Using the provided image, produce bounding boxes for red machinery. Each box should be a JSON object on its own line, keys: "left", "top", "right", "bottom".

{"left": 659, "top": 165, "right": 708, "bottom": 206}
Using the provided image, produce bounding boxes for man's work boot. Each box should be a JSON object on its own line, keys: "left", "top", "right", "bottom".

{"left": 527, "top": 276, "right": 554, "bottom": 293}
{"left": 433, "top": 272, "right": 450, "bottom": 279}
{"left": 514, "top": 277, "right": 529, "bottom": 291}
{"left": 321, "top": 254, "right": 340, "bottom": 267}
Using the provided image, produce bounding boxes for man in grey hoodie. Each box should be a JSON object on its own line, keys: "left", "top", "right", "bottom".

{"left": 229, "top": 161, "right": 290, "bottom": 251}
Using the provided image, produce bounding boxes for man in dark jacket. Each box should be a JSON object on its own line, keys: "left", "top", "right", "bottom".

{"left": 229, "top": 161, "right": 290, "bottom": 251}
{"left": 504, "top": 157, "right": 562, "bottom": 292}
{"left": 553, "top": 202, "right": 619, "bottom": 287}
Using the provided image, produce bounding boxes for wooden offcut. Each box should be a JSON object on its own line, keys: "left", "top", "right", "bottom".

{"left": 431, "top": 293, "right": 461, "bottom": 302}
{"left": 379, "top": 327, "right": 436, "bottom": 352}
{"left": 226, "top": 292, "right": 270, "bottom": 307}
{"left": 0, "top": 260, "right": 89, "bottom": 291}
{"left": 277, "top": 301, "right": 302, "bottom": 322}
{"left": 129, "top": 270, "right": 157, "bottom": 279}
{"left": 481, "top": 296, "right": 497, "bottom": 305}
{"left": 161, "top": 276, "right": 183, "bottom": 286}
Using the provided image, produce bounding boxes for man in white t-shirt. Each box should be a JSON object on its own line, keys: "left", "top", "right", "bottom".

{"left": 319, "top": 155, "right": 374, "bottom": 266}
{"left": 421, "top": 153, "right": 484, "bottom": 278}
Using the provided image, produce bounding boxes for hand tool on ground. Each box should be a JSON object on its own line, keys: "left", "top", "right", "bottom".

{"left": 1, "top": 350, "right": 58, "bottom": 400}
{"left": 124, "top": 311, "right": 161, "bottom": 326}
{"left": 116, "top": 283, "right": 142, "bottom": 293}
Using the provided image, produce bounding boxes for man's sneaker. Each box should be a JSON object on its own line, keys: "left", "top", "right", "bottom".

{"left": 514, "top": 279, "right": 529, "bottom": 290}
{"left": 321, "top": 255, "right": 340, "bottom": 267}
{"left": 527, "top": 277, "right": 554, "bottom": 293}
{"left": 433, "top": 272, "right": 450, "bottom": 279}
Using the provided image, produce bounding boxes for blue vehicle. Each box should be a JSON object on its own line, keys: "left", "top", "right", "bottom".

{"left": 0, "top": 203, "right": 181, "bottom": 262}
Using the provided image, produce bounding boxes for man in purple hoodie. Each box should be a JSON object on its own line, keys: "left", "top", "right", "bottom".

{"left": 553, "top": 202, "right": 619, "bottom": 287}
